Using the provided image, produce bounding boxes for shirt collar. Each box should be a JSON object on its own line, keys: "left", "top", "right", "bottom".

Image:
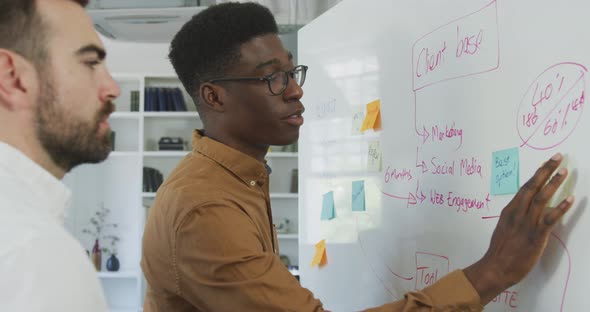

{"left": 192, "top": 130, "right": 270, "bottom": 186}
{"left": 0, "top": 142, "right": 72, "bottom": 221}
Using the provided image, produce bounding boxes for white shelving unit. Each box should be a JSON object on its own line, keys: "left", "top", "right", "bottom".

{"left": 144, "top": 111, "right": 199, "bottom": 118}
{"left": 64, "top": 73, "right": 300, "bottom": 311}
{"left": 98, "top": 271, "right": 140, "bottom": 279}
{"left": 267, "top": 152, "right": 298, "bottom": 158}
{"left": 277, "top": 234, "right": 298, "bottom": 239}
{"left": 143, "top": 151, "right": 188, "bottom": 157}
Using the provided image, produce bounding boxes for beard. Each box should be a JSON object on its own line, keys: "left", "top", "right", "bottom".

{"left": 35, "top": 76, "right": 115, "bottom": 173}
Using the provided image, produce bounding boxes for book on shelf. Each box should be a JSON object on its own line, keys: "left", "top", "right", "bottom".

{"left": 110, "top": 131, "right": 116, "bottom": 151}
{"left": 157, "top": 88, "right": 166, "bottom": 112}
{"left": 290, "top": 169, "right": 298, "bottom": 193}
{"left": 144, "top": 87, "right": 188, "bottom": 112}
{"left": 172, "top": 88, "right": 188, "bottom": 112}
{"left": 144, "top": 88, "right": 154, "bottom": 112}
{"left": 164, "top": 88, "right": 174, "bottom": 112}
{"left": 130, "top": 90, "right": 140, "bottom": 112}
{"left": 143, "top": 167, "right": 164, "bottom": 192}
{"left": 269, "top": 141, "right": 298, "bottom": 153}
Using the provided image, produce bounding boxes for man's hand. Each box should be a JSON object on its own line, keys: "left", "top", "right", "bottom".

{"left": 464, "top": 153, "right": 574, "bottom": 304}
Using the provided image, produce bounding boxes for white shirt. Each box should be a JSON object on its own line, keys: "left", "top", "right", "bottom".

{"left": 0, "top": 142, "right": 108, "bottom": 312}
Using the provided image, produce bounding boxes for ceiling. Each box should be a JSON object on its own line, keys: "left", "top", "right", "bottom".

{"left": 87, "top": 0, "right": 342, "bottom": 43}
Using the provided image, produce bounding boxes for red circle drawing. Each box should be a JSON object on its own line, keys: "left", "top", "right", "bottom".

{"left": 516, "top": 62, "right": 586, "bottom": 150}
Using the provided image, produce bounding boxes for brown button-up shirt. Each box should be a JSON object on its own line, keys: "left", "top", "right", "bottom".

{"left": 141, "top": 130, "right": 483, "bottom": 311}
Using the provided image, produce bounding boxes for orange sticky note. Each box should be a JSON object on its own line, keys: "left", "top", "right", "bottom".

{"left": 311, "top": 239, "right": 328, "bottom": 267}
{"left": 360, "top": 99, "right": 382, "bottom": 132}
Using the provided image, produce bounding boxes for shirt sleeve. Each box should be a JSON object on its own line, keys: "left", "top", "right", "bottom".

{"left": 0, "top": 233, "right": 109, "bottom": 312}
{"left": 365, "top": 270, "right": 483, "bottom": 311}
{"left": 175, "top": 203, "right": 482, "bottom": 312}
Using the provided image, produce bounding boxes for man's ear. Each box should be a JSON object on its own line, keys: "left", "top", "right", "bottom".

{"left": 0, "top": 49, "right": 35, "bottom": 111}
{"left": 199, "top": 82, "right": 227, "bottom": 113}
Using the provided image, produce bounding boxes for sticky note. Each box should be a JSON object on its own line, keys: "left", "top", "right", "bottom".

{"left": 351, "top": 106, "right": 366, "bottom": 135}
{"left": 321, "top": 191, "right": 335, "bottom": 220}
{"left": 352, "top": 180, "right": 366, "bottom": 211}
{"left": 311, "top": 239, "right": 328, "bottom": 267}
{"left": 360, "top": 99, "right": 382, "bottom": 132}
{"left": 491, "top": 148, "right": 519, "bottom": 195}
{"left": 368, "top": 140, "right": 382, "bottom": 172}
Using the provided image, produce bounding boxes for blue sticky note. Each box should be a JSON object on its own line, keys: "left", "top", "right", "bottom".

{"left": 352, "top": 180, "right": 366, "bottom": 211}
{"left": 321, "top": 191, "right": 335, "bottom": 220}
{"left": 491, "top": 148, "right": 520, "bottom": 195}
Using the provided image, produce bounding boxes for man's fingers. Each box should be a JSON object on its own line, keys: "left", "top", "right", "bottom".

{"left": 529, "top": 167, "right": 568, "bottom": 219}
{"left": 543, "top": 195, "right": 574, "bottom": 227}
{"left": 512, "top": 153, "right": 562, "bottom": 216}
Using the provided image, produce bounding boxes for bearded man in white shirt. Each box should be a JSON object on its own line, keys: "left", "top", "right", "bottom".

{"left": 0, "top": 0, "right": 120, "bottom": 310}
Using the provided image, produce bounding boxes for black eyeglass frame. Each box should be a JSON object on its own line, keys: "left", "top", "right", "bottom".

{"left": 206, "top": 65, "right": 308, "bottom": 95}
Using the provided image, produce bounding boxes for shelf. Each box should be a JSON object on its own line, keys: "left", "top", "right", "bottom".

{"left": 144, "top": 192, "right": 298, "bottom": 199}
{"left": 266, "top": 152, "right": 298, "bottom": 158}
{"left": 270, "top": 193, "right": 298, "bottom": 199}
{"left": 110, "top": 308, "right": 141, "bottom": 312}
{"left": 112, "top": 74, "right": 142, "bottom": 82}
{"left": 143, "top": 112, "right": 199, "bottom": 118}
{"left": 143, "top": 151, "right": 189, "bottom": 157}
{"left": 277, "top": 234, "right": 298, "bottom": 239}
{"left": 142, "top": 152, "right": 292, "bottom": 158}
{"left": 142, "top": 192, "right": 156, "bottom": 198}
{"left": 289, "top": 267, "right": 300, "bottom": 276}
{"left": 144, "top": 73, "right": 180, "bottom": 79}
{"left": 109, "top": 151, "right": 139, "bottom": 157}
{"left": 110, "top": 112, "right": 141, "bottom": 119}
{"left": 97, "top": 271, "right": 139, "bottom": 279}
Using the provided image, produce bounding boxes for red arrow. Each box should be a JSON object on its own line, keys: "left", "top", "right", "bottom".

{"left": 407, "top": 192, "right": 417, "bottom": 206}
{"left": 381, "top": 190, "right": 410, "bottom": 200}
{"left": 413, "top": 93, "right": 430, "bottom": 143}
{"left": 418, "top": 190, "right": 426, "bottom": 203}
{"left": 414, "top": 180, "right": 427, "bottom": 203}
{"left": 415, "top": 147, "right": 429, "bottom": 173}
{"left": 381, "top": 189, "right": 418, "bottom": 208}
{"left": 420, "top": 126, "right": 430, "bottom": 143}
{"left": 418, "top": 161, "right": 428, "bottom": 173}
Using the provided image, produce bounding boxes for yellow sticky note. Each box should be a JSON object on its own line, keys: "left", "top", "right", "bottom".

{"left": 319, "top": 249, "right": 328, "bottom": 266}
{"left": 548, "top": 154, "right": 575, "bottom": 208}
{"left": 311, "top": 239, "right": 328, "bottom": 267}
{"left": 368, "top": 140, "right": 382, "bottom": 172}
{"left": 360, "top": 99, "right": 382, "bottom": 132}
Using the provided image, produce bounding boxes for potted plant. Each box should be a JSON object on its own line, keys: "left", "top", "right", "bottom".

{"left": 82, "top": 203, "right": 119, "bottom": 271}
{"left": 102, "top": 233, "right": 120, "bottom": 272}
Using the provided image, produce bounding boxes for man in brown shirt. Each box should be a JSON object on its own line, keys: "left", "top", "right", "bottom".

{"left": 141, "top": 3, "right": 574, "bottom": 311}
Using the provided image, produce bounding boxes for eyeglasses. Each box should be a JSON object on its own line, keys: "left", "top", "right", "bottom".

{"left": 206, "top": 65, "right": 308, "bottom": 96}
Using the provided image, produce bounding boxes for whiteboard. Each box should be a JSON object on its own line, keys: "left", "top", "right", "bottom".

{"left": 297, "top": 0, "right": 590, "bottom": 311}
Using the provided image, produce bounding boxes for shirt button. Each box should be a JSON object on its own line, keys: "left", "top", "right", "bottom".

{"left": 250, "top": 181, "right": 256, "bottom": 186}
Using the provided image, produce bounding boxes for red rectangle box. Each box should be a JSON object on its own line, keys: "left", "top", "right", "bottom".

{"left": 415, "top": 252, "right": 450, "bottom": 290}
{"left": 412, "top": 0, "right": 499, "bottom": 91}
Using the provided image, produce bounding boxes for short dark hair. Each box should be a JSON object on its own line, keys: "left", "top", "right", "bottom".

{"left": 0, "top": 0, "right": 89, "bottom": 67}
{"left": 169, "top": 2, "right": 278, "bottom": 115}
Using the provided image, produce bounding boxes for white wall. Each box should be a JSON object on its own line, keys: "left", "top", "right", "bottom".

{"left": 101, "top": 34, "right": 174, "bottom": 75}
{"left": 101, "top": 32, "right": 298, "bottom": 76}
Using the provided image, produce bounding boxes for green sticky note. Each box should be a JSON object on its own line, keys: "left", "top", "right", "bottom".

{"left": 321, "top": 191, "right": 335, "bottom": 220}
{"left": 351, "top": 106, "right": 365, "bottom": 135}
{"left": 352, "top": 180, "right": 366, "bottom": 211}
{"left": 368, "top": 140, "right": 382, "bottom": 172}
{"left": 491, "top": 148, "right": 520, "bottom": 195}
